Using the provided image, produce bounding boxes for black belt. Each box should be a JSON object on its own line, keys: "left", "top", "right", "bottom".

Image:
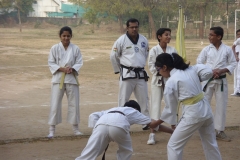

{"left": 203, "top": 74, "right": 226, "bottom": 92}
{"left": 108, "top": 111, "right": 125, "bottom": 116}
{"left": 102, "top": 144, "right": 109, "bottom": 160}
{"left": 120, "top": 64, "right": 149, "bottom": 81}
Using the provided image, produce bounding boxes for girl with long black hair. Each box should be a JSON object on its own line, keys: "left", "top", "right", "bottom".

{"left": 151, "top": 53, "right": 222, "bottom": 160}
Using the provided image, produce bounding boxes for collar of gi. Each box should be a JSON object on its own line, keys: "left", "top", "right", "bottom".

{"left": 126, "top": 32, "right": 139, "bottom": 45}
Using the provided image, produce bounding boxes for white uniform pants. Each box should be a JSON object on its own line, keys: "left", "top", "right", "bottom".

{"left": 150, "top": 84, "right": 163, "bottom": 120}
{"left": 233, "top": 62, "right": 238, "bottom": 93}
{"left": 75, "top": 125, "right": 133, "bottom": 160}
{"left": 237, "top": 62, "right": 240, "bottom": 93}
{"left": 48, "top": 83, "right": 80, "bottom": 125}
{"left": 168, "top": 117, "right": 222, "bottom": 160}
{"left": 118, "top": 78, "right": 149, "bottom": 117}
{"left": 204, "top": 82, "right": 228, "bottom": 131}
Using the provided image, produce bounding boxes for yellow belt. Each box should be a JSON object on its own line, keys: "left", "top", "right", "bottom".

{"left": 59, "top": 71, "right": 80, "bottom": 89}
{"left": 181, "top": 92, "right": 204, "bottom": 105}
{"left": 177, "top": 92, "right": 204, "bottom": 123}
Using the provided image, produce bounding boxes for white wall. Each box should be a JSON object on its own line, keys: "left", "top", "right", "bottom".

{"left": 28, "top": 0, "right": 61, "bottom": 17}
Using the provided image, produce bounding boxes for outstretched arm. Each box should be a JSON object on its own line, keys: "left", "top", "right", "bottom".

{"left": 158, "top": 124, "right": 174, "bottom": 134}
{"left": 148, "top": 119, "right": 164, "bottom": 128}
{"left": 148, "top": 119, "right": 174, "bottom": 134}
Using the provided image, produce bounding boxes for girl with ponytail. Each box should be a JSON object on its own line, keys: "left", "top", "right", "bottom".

{"left": 151, "top": 53, "right": 222, "bottom": 160}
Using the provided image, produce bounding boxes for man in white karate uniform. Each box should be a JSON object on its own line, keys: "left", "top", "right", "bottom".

{"left": 231, "top": 29, "right": 240, "bottom": 96}
{"left": 110, "top": 18, "right": 150, "bottom": 130}
{"left": 75, "top": 100, "right": 173, "bottom": 160}
{"left": 197, "top": 26, "right": 237, "bottom": 141}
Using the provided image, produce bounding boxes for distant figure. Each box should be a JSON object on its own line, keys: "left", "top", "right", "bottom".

{"left": 231, "top": 29, "right": 240, "bottom": 96}
{"left": 147, "top": 28, "right": 177, "bottom": 145}
{"left": 47, "top": 26, "right": 83, "bottom": 138}
{"left": 110, "top": 18, "right": 150, "bottom": 130}
{"left": 75, "top": 100, "right": 173, "bottom": 160}
{"left": 197, "top": 26, "right": 237, "bottom": 141}
{"left": 151, "top": 53, "right": 222, "bottom": 160}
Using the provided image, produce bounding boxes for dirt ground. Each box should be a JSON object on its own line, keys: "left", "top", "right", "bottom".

{"left": 0, "top": 26, "right": 239, "bottom": 160}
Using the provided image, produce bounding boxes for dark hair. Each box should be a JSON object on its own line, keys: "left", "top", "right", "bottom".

{"left": 59, "top": 26, "right": 72, "bottom": 37}
{"left": 156, "top": 28, "right": 171, "bottom": 42}
{"left": 124, "top": 100, "right": 141, "bottom": 112}
{"left": 126, "top": 18, "right": 139, "bottom": 27}
{"left": 236, "top": 29, "right": 240, "bottom": 34}
{"left": 155, "top": 53, "right": 189, "bottom": 70}
{"left": 210, "top": 26, "right": 223, "bottom": 40}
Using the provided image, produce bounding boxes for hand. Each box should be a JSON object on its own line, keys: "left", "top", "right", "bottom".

{"left": 149, "top": 119, "right": 164, "bottom": 128}
{"left": 212, "top": 69, "right": 222, "bottom": 79}
{"left": 148, "top": 120, "right": 158, "bottom": 129}
{"left": 65, "top": 67, "right": 73, "bottom": 74}
{"left": 171, "top": 125, "right": 176, "bottom": 130}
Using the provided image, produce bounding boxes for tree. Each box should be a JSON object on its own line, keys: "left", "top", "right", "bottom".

{"left": 0, "top": 0, "right": 34, "bottom": 32}
{"left": 84, "top": 0, "right": 133, "bottom": 33}
{"left": 176, "top": 0, "right": 235, "bottom": 39}
{"left": 69, "top": 0, "right": 98, "bottom": 32}
{"left": 131, "top": 0, "right": 160, "bottom": 39}
{"left": 83, "top": 8, "right": 99, "bottom": 33}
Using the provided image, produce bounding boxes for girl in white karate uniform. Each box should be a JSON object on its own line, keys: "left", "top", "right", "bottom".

{"left": 151, "top": 53, "right": 222, "bottom": 160}
{"left": 47, "top": 26, "right": 83, "bottom": 138}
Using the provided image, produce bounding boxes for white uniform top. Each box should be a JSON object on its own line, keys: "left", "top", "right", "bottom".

{"left": 88, "top": 107, "right": 151, "bottom": 133}
{"left": 160, "top": 64, "right": 213, "bottom": 125}
{"left": 48, "top": 42, "right": 83, "bottom": 84}
{"left": 110, "top": 33, "right": 149, "bottom": 74}
{"left": 197, "top": 43, "right": 237, "bottom": 85}
{"left": 148, "top": 45, "right": 177, "bottom": 86}
{"left": 233, "top": 38, "right": 240, "bottom": 56}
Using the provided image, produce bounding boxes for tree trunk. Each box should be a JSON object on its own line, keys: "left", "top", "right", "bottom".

{"left": 148, "top": 10, "right": 156, "bottom": 39}
{"left": 118, "top": 15, "right": 124, "bottom": 33}
{"left": 92, "top": 23, "right": 94, "bottom": 33}
{"left": 199, "top": 4, "right": 206, "bottom": 39}
{"left": 17, "top": 8, "right": 22, "bottom": 32}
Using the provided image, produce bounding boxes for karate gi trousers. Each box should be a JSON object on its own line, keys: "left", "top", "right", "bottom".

{"left": 168, "top": 117, "right": 222, "bottom": 160}
{"left": 233, "top": 62, "right": 239, "bottom": 94}
{"left": 48, "top": 83, "right": 80, "bottom": 125}
{"left": 118, "top": 78, "right": 149, "bottom": 117}
{"left": 236, "top": 62, "right": 240, "bottom": 93}
{"left": 204, "top": 82, "right": 228, "bottom": 131}
{"left": 75, "top": 125, "right": 132, "bottom": 160}
{"left": 150, "top": 84, "right": 163, "bottom": 120}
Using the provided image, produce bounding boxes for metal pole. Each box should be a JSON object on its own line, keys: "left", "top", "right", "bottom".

{"left": 210, "top": 0, "right": 213, "bottom": 28}
{"left": 236, "top": 10, "right": 237, "bottom": 40}
{"left": 235, "top": 9, "right": 240, "bottom": 40}
{"left": 205, "top": 16, "right": 206, "bottom": 38}
{"left": 167, "top": 16, "right": 169, "bottom": 28}
{"left": 179, "top": 5, "right": 182, "bottom": 56}
{"left": 227, "top": 0, "right": 229, "bottom": 39}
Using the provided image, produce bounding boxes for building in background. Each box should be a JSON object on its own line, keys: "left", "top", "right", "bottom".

{"left": 28, "top": 0, "right": 85, "bottom": 18}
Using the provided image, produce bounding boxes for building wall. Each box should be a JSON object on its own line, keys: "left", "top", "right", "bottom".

{"left": 27, "top": 17, "right": 81, "bottom": 26}
{"left": 29, "top": 0, "right": 61, "bottom": 17}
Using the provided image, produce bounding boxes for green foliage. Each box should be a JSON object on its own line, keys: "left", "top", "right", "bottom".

{"left": 83, "top": 8, "right": 98, "bottom": 24}
{"left": 0, "top": 0, "right": 34, "bottom": 15}
{"left": 85, "top": 0, "right": 132, "bottom": 18}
